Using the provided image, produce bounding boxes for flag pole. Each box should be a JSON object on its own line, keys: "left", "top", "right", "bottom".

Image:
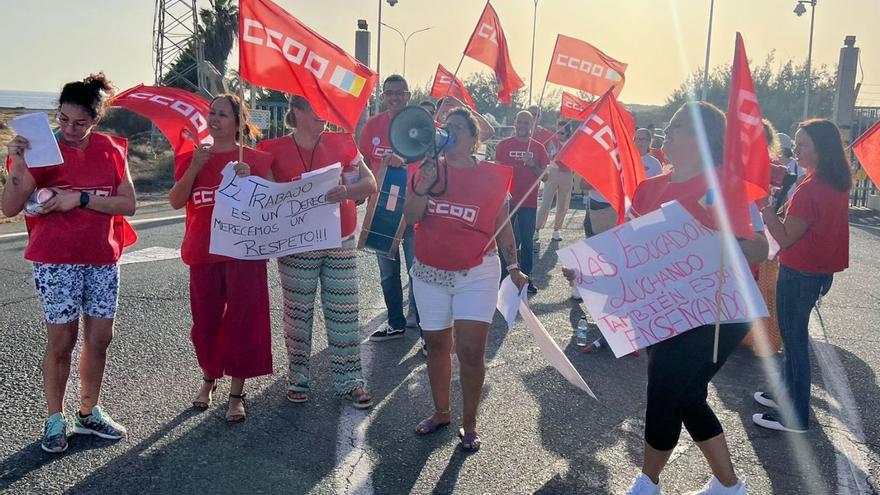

{"left": 239, "top": 78, "right": 246, "bottom": 164}
{"left": 712, "top": 235, "right": 726, "bottom": 363}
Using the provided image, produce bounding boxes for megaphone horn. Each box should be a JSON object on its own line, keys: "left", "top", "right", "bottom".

{"left": 389, "top": 105, "right": 456, "bottom": 162}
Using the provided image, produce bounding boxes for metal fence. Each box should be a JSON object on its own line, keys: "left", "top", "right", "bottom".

{"left": 851, "top": 106, "right": 880, "bottom": 208}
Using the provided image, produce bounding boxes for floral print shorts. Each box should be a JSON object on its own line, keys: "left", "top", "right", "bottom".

{"left": 32, "top": 263, "right": 119, "bottom": 324}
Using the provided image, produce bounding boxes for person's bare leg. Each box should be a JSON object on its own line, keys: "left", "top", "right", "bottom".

{"left": 80, "top": 316, "right": 114, "bottom": 415}
{"left": 642, "top": 441, "right": 674, "bottom": 484}
{"left": 453, "top": 320, "right": 490, "bottom": 434}
{"left": 695, "top": 433, "right": 739, "bottom": 486}
{"left": 423, "top": 328, "right": 454, "bottom": 425}
{"left": 227, "top": 377, "right": 246, "bottom": 420}
{"left": 44, "top": 321, "right": 79, "bottom": 415}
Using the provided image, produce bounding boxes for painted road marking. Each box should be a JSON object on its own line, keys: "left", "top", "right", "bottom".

{"left": 119, "top": 246, "right": 181, "bottom": 265}
{"left": 0, "top": 214, "right": 186, "bottom": 241}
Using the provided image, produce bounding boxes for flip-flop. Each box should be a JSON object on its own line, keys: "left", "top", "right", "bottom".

{"left": 415, "top": 417, "right": 451, "bottom": 435}
{"left": 286, "top": 390, "right": 309, "bottom": 403}
{"left": 458, "top": 427, "right": 481, "bottom": 452}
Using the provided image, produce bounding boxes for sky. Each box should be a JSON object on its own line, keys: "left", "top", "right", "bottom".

{"left": 3, "top": 0, "right": 879, "bottom": 107}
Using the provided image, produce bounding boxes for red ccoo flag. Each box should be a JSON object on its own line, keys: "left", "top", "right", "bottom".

{"left": 463, "top": 1, "right": 524, "bottom": 104}
{"left": 560, "top": 91, "right": 590, "bottom": 120}
{"left": 556, "top": 89, "right": 644, "bottom": 225}
{"left": 721, "top": 33, "right": 771, "bottom": 239}
{"left": 852, "top": 119, "right": 880, "bottom": 188}
{"left": 546, "top": 35, "right": 627, "bottom": 97}
{"left": 238, "top": 0, "right": 377, "bottom": 132}
{"left": 431, "top": 64, "right": 477, "bottom": 110}
{"left": 111, "top": 84, "right": 212, "bottom": 157}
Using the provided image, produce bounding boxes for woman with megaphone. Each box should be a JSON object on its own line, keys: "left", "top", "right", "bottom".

{"left": 403, "top": 107, "right": 527, "bottom": 452}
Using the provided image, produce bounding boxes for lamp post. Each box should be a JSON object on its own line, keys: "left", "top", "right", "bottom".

{"left": 701, "top": 0, "right": 715, "bottom": 101}
{"left": 795, "top": 0, "right": 817, "bottom": 120}
{"left": 529, "top": 0, "right": 539, "bottom": 105}
{"left": 379, "top": 23, "right": 432, "bottom": 78}
{"left": 375, "top": 0, "right": 399, "bottom": 113}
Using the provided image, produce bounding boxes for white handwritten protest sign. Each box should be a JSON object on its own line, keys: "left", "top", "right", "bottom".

{"left": 557, "top": 201, "right": 768, "bottom": 358}
{"left": 209, "top": 163, "right": 342, "bottom": 259}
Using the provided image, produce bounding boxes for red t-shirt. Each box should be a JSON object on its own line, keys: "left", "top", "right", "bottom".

{"left": 649, "top": 148, "right": 667, "bottom": 165}
{"left": 24, "top": 133, "right": 128, "bottom": 265}
{"left": 258, "top": 132, "right": 361, "bottom": 238}
{"left": 494, "top": 137, "right": 549, "bottom": 208}
{"left": 358, "top": 111, "right": 394, "bottom": 174}
{"left": 779, "top": 174, "right": 849, "bottom": 273}
{"left": 630, "top": 172, "right": 718, "bottom": 229}
{"left": 415, "top": 160, "right": 512, "bottom": 271}
{"left": 175, "top": 147, "right": 273, "bottom": 265}
{"left": 533, "top": 125, "right": 568, "bottom": 173}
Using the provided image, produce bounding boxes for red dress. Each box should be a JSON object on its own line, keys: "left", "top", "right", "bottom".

{"left": 175, "top": 147, "right": 274, "bottom": 379}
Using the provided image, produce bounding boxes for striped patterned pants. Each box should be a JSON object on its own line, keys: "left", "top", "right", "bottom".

{"left": 277, "top": 243, "right": 365, "bottom": 395}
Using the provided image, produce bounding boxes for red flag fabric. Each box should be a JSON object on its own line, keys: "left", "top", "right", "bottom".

{"left": 239, "top": 0, "right": 377, "bottom": 132}
{"left": 852, "top": 119, "right": 880, "bottom": 188}
{"left": 560, "top": 91, "right": 590, "bottom": 120}
{"left": 546, "top": 35, "right": 627, "bottom": 97}
{"left": 722, "top": 33, "right": 771, "bottom": 239}
{"left": 463, "top": 2, "right": 524, "bottom": 104}
{"left": 431, "top": 65, "right": 477, "bottom": 110}
{"left": 556, "top": 90, "right": 644, "bottom": 225}
{"left": 111, "top": 84, "right": 212, "bottom": 156}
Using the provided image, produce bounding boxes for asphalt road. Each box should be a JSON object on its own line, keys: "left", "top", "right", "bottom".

{"left": 0, "top": 204, "right": 878, "bottom": 494}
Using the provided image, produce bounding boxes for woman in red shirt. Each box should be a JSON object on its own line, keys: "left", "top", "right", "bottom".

{"left": 622, "top": 102, "right": 768, "bottom": 495}
{"left": 753, "top": 119, "right": 851, "bottom": 433}
{"left": 404, "top": 108, "right": 528, "bottom": 452}
{"left": 169, "top": 94, "right": 273, "bottom": 423}
{"left": 257, "top": 95, "right": 377, "bottom": 409}
{"left": 2, "top": 73, "right": 135, "bottom": 453}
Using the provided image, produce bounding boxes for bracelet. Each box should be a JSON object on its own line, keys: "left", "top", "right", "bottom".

{"left": 341, "top": 185, "right": 349, "bottom": 199}
{"left": 506, "top": 263, "right": 520, "bottom": 272}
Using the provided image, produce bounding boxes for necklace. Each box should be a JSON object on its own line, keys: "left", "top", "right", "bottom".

{"left": 293, "top": 132, "right": 324, "bottom": 173}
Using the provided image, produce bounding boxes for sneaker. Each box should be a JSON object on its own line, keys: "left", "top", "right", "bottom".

{"left": 41, "top": 413, "right": 69, "bottom": 453}
{"left": 420, "top": 339, "right": 428, "bottom": 357}
{"left": 369, "top": 323, "right": 406, "bottom": 342}
{"left": 570, "top": 285, "right": 583, "bottom": 300}
{"left": 527, "top": 283, "right": 538, "bottom": 295}
{"left": 625, "top": 473, "right": 662, "bottom": 495}
{"left": 552, "top": 230, "right": 563, "bottom": 241}
{"left": 753, "top": 391, "right": 778, "bottom": 409}
{"left": 72, "top": 406, "right": 127, "bottom": 440}
{"left": 752, "top": 412, "right": 806, "bottom": 433}
{"left": 683, "top": 477, "right": 747, "bottom": 494}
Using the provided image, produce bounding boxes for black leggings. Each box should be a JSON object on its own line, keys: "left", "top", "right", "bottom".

{"left": 644, "top": 322, "right": 750, "bottom": 451}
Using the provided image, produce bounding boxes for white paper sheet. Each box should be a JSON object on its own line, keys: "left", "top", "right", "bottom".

{"left": 519, "top": 301, "right": 597, "bottom": 399}
{"left": 10, "top": 113, "right": 63, "bottom": 168}
{"left": 496, "top": 275, "right": 527, "bottom": 329}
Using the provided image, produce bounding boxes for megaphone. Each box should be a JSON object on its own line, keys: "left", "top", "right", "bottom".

{"left": 389, "top": 105, "right": 456, "bottom": 162}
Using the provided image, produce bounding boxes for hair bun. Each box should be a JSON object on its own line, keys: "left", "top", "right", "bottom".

{"left": 83, "top": 72, "right": 115, "bottom": 96}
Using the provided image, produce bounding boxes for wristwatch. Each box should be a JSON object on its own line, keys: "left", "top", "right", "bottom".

{"left": 79, "top": 191, "right": 90, "bottom": 209}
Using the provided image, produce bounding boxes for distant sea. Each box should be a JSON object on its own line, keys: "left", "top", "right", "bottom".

{"left": 0, "top": 90, "right": 58, "bottom": 110}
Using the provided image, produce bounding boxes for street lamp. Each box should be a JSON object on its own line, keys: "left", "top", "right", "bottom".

{"left": 379, "top": 22, "right": 432, "bottom": 78}
{"left": 376, "top": 0, "right": 399, "bottom": 113}
{"left": 701, "top": 0, "right": 716, "bottom": 101}
{"left": 795, "top": 0, "right": 817, "bottom": 120}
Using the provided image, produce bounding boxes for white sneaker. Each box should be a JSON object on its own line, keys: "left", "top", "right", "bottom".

{"left": 753, "top": 391, "right": 778, "bottom": 408}
{"left": 551, "top": 229, "right": 562, "bottom": 241}
{"left": 684, "top": 477, "right": 747, "bottom": 494}
{"left": 570, "top": 285, "right": 583, "bottom": 300}
{"left": 752, "top": 412, "right": 807, "bottom": 433}
{"left": 625, "top": 473, "right": 662, "bottom": 495}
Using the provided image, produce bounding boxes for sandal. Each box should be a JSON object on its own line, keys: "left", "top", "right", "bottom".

{"left": 286, "top": 390, "right": 309, "bottom": 403}
{"left": 415, "top": 413, "right": 451, "bottom": 435}
{"left": 226, "top": 393, "right": 247, "bottom": 423}
{"left": 458, "top": 427, "right": 481, "bottom": 452}
{"left": 343, "top": 386, "right": 374, "bottom": 409}
{"left": 192, "top": 377, "right": 218, "bottom": 411}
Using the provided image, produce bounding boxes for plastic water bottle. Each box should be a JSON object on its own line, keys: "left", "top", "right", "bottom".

{"left": 576, "top": 317, "right": 589, "bottom": 347}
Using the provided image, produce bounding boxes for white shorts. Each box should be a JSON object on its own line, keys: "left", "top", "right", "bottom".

{"left": 410, "top": 255, "right": 501, "bottom": 331}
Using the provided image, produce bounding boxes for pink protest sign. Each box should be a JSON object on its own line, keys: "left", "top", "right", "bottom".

{"left": 557, "top": 201, "right": 768, "bottom": 357}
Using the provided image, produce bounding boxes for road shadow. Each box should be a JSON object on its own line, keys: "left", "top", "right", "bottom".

{"left": 849, "top": 215, "right": 880, "bottom": 239}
